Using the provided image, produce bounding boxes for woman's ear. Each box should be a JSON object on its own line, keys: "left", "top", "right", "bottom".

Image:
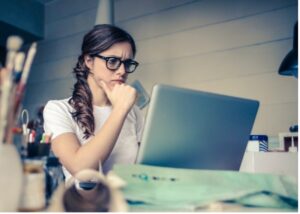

{"left": 84, "top": 55, "right": 94, "bottom": 70}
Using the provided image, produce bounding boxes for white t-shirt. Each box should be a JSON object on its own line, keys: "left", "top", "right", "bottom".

{"left": 43, "top": 98, "right": 144, "bottom": 181}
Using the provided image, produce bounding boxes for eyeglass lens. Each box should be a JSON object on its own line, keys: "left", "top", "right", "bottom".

{"left": 106, "top": 58, "right": 137, "bottom": 73}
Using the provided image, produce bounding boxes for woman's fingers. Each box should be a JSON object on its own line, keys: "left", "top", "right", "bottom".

{"left": 102, "top": 82, "right": 137, "bottom": 112}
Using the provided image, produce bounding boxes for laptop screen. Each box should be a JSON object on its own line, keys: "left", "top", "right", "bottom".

{"left": 137, "top": 84, "right": 259, "bottom": 171}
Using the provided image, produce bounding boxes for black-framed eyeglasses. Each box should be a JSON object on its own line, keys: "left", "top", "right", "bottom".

{"left": 93, "top": 54, "right": 139, "bottom": 73}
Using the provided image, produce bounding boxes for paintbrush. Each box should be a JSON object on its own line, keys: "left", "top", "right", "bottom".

{"left": 13, "top": 52, "right": 25, "bottom": 83}
{"left": 0, "top": 36, "right": 23, "bottom": 143}
{"left": 4, "top": 52, "right": 26, "bottom": 144}
{"left": 5, "top": 36, "right": 23, "bottom": 71}
{"left": 13, "top": 42, "right": 37, "bottom": 117}
{"left": 20, "top": 42, "right": 37, "bottom": 86}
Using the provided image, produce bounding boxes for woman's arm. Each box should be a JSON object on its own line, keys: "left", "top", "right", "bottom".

{"left": 51, "top": 107, "right": 128, "bottom": 175}
{"left": 50, "top": 82, "right": 137, "bottom": 176}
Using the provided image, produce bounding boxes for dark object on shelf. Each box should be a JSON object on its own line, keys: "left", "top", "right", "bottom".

{"left": 27, "top": 143, "right": 50, "bottom": 158}
{"left": 278, "top": 22, "right": 298, "bottom": 78}
{"left": 283, "top": 136, "right": 298, "bottom": 152}
{"left": 289, "top": 125, "right": 298, "bottom": 132}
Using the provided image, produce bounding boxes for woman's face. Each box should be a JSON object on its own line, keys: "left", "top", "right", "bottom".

{"left": 86, "top": 42, "right": 133, "bottom": 90}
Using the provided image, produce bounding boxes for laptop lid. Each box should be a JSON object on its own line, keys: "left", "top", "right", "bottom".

{"left": 137, "top": 84, "right": 259, "bottom": 171}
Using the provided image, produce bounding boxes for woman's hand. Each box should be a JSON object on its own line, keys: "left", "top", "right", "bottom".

{"left": 100, "top": 81, "right": 137, "bottom": 113}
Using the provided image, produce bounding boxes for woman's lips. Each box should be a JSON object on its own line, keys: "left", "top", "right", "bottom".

{"left": 111, "top": 80, "right": 125, "bottom": 84}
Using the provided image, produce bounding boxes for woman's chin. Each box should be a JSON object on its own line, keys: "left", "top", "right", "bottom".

{"left": 107, "top": 83, "right": 117, "bottom": 90}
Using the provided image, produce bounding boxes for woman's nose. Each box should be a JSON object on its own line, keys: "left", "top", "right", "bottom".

{"left": 115, "top": 63, "right": 126, "bottom": 76}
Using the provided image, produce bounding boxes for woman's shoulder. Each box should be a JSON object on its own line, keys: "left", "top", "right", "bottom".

{"left": 44, "top": 98, "right": 73, "bottom": 113}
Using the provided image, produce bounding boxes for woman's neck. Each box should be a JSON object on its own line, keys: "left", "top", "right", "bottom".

{"left": 92, "top": 87, "right": 110, "bottom": 107}
{"left": 94, "top": 95, "right": 110, "bottom": 107}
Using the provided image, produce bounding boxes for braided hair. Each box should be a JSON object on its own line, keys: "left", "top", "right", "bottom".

{"left": 68, "top": 24, "right": 136, "bottom": 139}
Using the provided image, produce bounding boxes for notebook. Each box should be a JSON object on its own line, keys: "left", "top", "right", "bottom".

{"left": 136, "top": 84, "right": 259, "bottom": 171}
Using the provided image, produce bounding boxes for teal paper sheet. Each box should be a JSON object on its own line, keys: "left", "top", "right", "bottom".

{"left": 113, "top": 164, "right": 298, "bottom": 211}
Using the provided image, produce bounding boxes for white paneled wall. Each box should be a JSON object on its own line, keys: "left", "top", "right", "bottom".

{"left": 23, "top": 0, "right": 298, "bottom": 137}
{"left": 119, "top": 0, "right": 298, "bottom": 136}
{"left": 23, "top": 0, "right": 99, "bottom": 117}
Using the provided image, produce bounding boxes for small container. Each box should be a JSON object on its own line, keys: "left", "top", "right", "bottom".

{"left": 19, "top": 159, "right": 46, "bottom": 211}
{"left": 246, "top": 135, "right": 268, "bottom": 152}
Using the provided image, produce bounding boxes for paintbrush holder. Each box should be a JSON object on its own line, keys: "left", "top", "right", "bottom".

{"left": 0, "top": 144, "right": 23, "bottom": 211}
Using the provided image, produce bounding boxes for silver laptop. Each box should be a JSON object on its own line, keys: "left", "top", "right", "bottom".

{"left": 137, "top": 84, "right": 259, "bottom": 171}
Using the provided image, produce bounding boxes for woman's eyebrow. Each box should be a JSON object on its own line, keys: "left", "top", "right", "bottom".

{"left": 104, "top": 55, "right": 122, "bottom": 58}
{"left": 106, "top": 55, "right": 133, "bottom": 60}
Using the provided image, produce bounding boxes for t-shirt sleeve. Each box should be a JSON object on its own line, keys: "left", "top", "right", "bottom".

{"left": 133, "top": 106, "right": 144, "bottom": 142}
{"left": 43, "top": 100, "right": 75, "bottom": 140}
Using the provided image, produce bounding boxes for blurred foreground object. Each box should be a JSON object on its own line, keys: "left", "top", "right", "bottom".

{"left": 0, "top": 143, "right": 23, "bottom": 211}
{"left": 47, "top": 169, "right": 128, "bottom": 212}
{"left": 18, "top": 159, "right": 45, "bottom": 211}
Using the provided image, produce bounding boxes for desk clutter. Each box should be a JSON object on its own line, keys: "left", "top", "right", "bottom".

{"left": 16, "top": 157, "right": 64, "bottom": 211}
{"left": 0, "top": 35, "right": 38, "bottom": 211}
{"left": 246, "top": 133, "right": 298, "bottom": 153}
{"left": 0, "top": 35, "right": 64, "bottom": 211}
{"left": 242, "top": 133, "right": 298, "bottom": 180}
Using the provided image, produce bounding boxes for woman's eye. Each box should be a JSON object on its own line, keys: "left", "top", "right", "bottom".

{"left": 108, "top": 58, "right": 119, "bottom": 65}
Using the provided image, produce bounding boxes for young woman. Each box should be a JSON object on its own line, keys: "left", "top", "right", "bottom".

{"left": 43, "top": 24, "right": 144, "bottom": 181}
